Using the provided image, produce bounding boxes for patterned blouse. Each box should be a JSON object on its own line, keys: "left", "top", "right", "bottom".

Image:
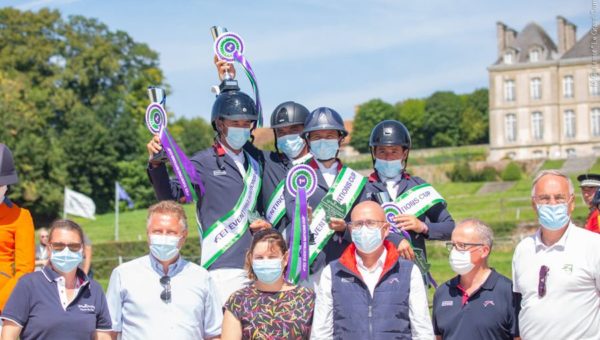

{"left": 225, "top": 284, "right": 316, "bottom": 339}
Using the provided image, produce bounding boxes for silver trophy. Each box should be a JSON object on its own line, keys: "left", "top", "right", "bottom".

{"left": 147, "top": 86, "right": 168, "bottom": 163}
{"left": 147, "top": 86, "right": 166, "bottom": 105}
{"left": 210, "top": 26, "right": 233, "bottom": 81}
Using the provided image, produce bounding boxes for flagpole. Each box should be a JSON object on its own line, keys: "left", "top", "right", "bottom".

{"left": 115, "top": 182, "right": 119, "bottom": 241}
{"left": 63, "top": 187, "right": 67, "bottom": 219}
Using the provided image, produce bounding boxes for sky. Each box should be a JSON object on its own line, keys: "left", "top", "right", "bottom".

{"left": 1, "top": 0, "right": 594, "bottom": 123}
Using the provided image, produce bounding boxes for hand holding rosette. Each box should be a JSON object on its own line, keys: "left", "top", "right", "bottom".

{"left": 145, "top": 87, "right": 205, "bottom": 203}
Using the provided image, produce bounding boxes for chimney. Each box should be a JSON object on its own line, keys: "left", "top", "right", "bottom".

{"left": 497, "top": 22, "right": 506, "bottom": 57}
{"left": 505, "top": 28, "right": 517, "bottom": 47}
{"left": 557, "top": 16, "right": 577, "bottom": 54}
{"left": 565, "top": 22, "right": 577, "bottom": 52}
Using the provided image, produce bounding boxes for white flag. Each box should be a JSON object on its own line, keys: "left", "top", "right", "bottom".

{"left": 64, "top": 188, "right": 96, "bottom": 220}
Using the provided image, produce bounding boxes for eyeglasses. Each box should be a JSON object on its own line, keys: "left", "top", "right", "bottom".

{"left": 532, "top": 194, "right": 571, "bottom": 205}
{"left": 346, "top": 220, "right": 387, "bottom": 230}
{"left": 49, "top": 242, "right": 82, "bottom": 252}
{"left": 538, "top": 265, "right": 549, "bottom": 298}
{"left": 445, "top": 242, "right": 484, "bottom": 252}
{"left": 160, "top": 275, "right": 171, "bottom": 303}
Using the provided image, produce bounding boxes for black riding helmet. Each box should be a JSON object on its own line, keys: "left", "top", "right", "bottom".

{"left": 301, "top": 107, "right": 347, "bottom": 139}
{"left": 211, "top": 83, "right": 258, "bottom": 132}
{"left": 0, "top": 144, "right": 18, "bottom": 186}
{"left": 369, "top": 120, "right": 412, "bottom": 167}
{"left": 270, "top": 101, "right": 310, "bottom": 129}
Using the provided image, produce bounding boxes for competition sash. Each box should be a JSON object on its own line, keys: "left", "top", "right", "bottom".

{"left": 382, "top": 183, "right": 445, "bottom": 288}
{"left": 290, "top": 166, "right": 367, "bottom": 281}
{"left": 200, "top": 153, "right": 262, "bottom": 268}
{"left": 265, "top": 181, "right": 286, "bottom": 226}
{"left": 392, "top": 183, "right": 445, "bottom": 216}
{"left": 265, "top": 156, "right": 313, "bottom": 226}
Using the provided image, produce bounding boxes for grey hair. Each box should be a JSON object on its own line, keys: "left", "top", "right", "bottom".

{"left": 458, "top": 218, "right": 494, "bottom": 249}
{"left": 531, "top": 169, "right": 575, "bottom": 197}
{"left": 146, "top": 200, "right": 188, "bottom": 231}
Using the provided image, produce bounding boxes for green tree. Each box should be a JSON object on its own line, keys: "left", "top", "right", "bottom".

{"left": 423, "top": 91, "right": 463, "bottom": 147}
{"left": 395, "top": 98, "right": 426, "bottom": 149}
{"left": 350, "top": 99, "right": 396, "bottom": 153}
{"left": 0, "top": 8, "right": 166, "bottom": 222}
{"left": 460, "top": 88, "right": 489, "bottom": 145}
{"left": 169, "top": 117, "right": 214, "bottom": 155}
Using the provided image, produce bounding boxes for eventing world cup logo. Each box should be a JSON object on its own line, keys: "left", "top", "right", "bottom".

{"left": 214, "top": 32, "right": 245, "bottom": 62}
{"left": 145, "top": 103, "right": 168, "bottom": 134}
{"left": 286, "top": 164, "right": 317, "bottom": 198}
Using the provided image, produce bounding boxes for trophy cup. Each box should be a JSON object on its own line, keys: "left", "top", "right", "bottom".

{"left": 211, "top": 25, "right": 236, "bottom": 84}
{"left": 147, "top": 86, "right": 168, "bottom": 163}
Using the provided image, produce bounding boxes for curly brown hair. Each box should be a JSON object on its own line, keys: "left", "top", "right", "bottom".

{"left": 245, "top": 229, "right": 288, "bottom": 281}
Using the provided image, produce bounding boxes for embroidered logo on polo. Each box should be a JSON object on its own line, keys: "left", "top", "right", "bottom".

{"left": 562, "top": 264, "right": 573, "bottom": 273}
{"left": 483, "top": 300, "right": 495, "bottom": 307}
{"left": 441, "top": 300, "right": 453, "bottom": 307}
{"left": 78, "top": 304, "right": 95, "bottom": 312}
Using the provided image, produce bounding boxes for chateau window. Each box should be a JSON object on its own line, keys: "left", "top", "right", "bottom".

{"left": 564, "top": 110, "right": 576, "bottom": 138}
{"left": 504, "top": 80, "right": 515, "bottom": 102}
{"left": 530, "top": 78, "right": 542, "bottom": 100}
{"left": 503, "top": 51, "right": 513, "bottom": 64}
{"left": 566, "top": 148, "right": 576, "bottom": 158}
{"left": 563, "top": 76, "right": 574, "bottom": 98}
{"left": 590, "top": 73, "right": 600, "bottom": 96}
{"left": 532, "top": 112, "right": 543, "bottom": 140}
{"left": 505, "top": 114, "right": 517, "bottom": 142}
{"left": 592, "top": 108, "right": 600, "bottom": 136}
{"left": 529, "top": 49, "right": 540, "bottom": 62}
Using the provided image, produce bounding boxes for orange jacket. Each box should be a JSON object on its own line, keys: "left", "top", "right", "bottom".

{"left": 585, "top": 209, "right": 600, "bottom": 234}
{"left": 0, "top": 201, "right": 34, "bottom": 311}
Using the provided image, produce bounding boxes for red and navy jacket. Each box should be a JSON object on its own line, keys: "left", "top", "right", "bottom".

{"left": 329, "top": 240, "right": 413, "bottom": 339}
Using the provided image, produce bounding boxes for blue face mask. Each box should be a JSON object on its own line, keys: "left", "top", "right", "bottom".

{"left": 374, "top": 158, "right": 404, "bottom": 179}
{"left": 51, "top": 248, "right": 83, "bottom": 273}
{"left": 277, "top": 134, "right": 305, "bottom": 159}
{"left": 351, "top": 226, "right": 383, "bottom": 254}
{"left": 310, "top": 139, "right": 339, "bottom": 161}
{"left": 226, "top": 127, "right": 251, "bottom": 150}
{"left": 537, "top": 203, "right": 570, "bottom": 230}
{"left": 252, "top": 258, "right": 283, "bottom": 284}
{"left": 149, "top": 234, "right": 181, "bottom": 262}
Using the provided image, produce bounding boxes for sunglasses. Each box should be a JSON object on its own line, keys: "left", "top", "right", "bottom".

{"left": 160, "top": 275, "right": 171, "bottom": 303}
{"left": 538, "top": 265, "right": 549, "bottom": 298}
{"left": 50, "top": 242, "right": 82, "bottom": 252}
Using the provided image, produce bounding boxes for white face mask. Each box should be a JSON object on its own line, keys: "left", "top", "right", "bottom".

{"left": 0, "top": 185, "right": 7, "bottom": 203}
{"left": 449, "top": 248, "right": 475, "bottom": 275}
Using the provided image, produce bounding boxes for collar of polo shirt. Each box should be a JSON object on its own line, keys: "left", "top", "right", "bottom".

{"left": 534, "top": 222, "right": 574, "bottom": 252}
{"left": 41, "top": 265, "right": 89, "bottom": 286}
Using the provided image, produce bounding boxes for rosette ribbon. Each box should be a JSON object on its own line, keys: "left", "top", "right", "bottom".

{"left": 214, "top": 32, "right": 263, "bottom": 127}
{"left": 146, "top": 87, "right": 205, "bottom": 202}
{"left": 285, "top": 164, "right": 317, "bottom": 283}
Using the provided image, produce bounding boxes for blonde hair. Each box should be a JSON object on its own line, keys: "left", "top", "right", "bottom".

{"left": 146, "top": 200, "right": 188, "bottom": 231}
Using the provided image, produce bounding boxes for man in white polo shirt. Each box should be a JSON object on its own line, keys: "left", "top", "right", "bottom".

{"left": 106, "top": 201, "right": 222, "bottom": 340}
{"left": 512, "top": 169, "right": 600, "bottom": 340}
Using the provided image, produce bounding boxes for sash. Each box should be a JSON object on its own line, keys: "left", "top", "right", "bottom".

{"left": 265, "top": 180, "right": 286, "bottom": 226}
{"left": 265, "top": 156, "right": 313, "bottom": 226}
{"left": 290, "top": 166, "right": 366, "bottom": 281}
{"left": 392, "top": 183, "right": 445, "bottom": 216}
{"left": 200, "top": 153, "right": 262, "bottom": 268}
